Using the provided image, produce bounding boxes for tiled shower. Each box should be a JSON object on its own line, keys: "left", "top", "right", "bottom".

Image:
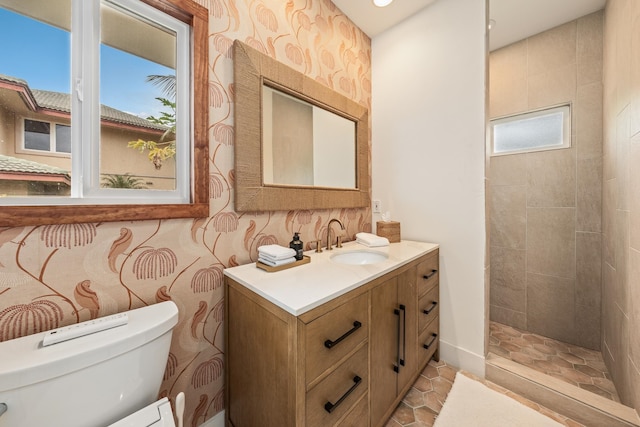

{"left": 489, "top": 1, "right": 640, "bottom": 411}
{"left": 488, "top": 9, "right": 608, "bottom": 396}
{"left": 489, "top": 11, "right": 604, "bottom": 351}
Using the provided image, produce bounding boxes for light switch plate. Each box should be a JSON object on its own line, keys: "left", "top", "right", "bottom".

{"left": 373, "top": 200, "right": 381, "bottom": 213}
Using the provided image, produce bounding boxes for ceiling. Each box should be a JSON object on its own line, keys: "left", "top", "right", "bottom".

{"left": 489, "top": 0, "right": 607, "bottom": 51}
{"left": 332, "top": 0, "right": 436, "bottom": 37}
{"left": 333, "top": 0, "right": 607, "bottom": 51}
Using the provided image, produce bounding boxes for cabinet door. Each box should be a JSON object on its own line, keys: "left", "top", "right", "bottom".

{"left": 370, "top": 277, "right": 398, "bottom": 425}
{"left": 397, "top": 266, "right": 417, "bottom": 393}
{"left": 227, "top": 284, "right": 294, "bottom": 427}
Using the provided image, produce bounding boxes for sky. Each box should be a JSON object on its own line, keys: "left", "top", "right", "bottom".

{"left": 0, "top": 7, "right": 174, "bottom": 119}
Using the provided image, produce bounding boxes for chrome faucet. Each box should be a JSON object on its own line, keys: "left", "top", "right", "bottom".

{"left": 326, "top": 218, "right": 345, "bottom": 250}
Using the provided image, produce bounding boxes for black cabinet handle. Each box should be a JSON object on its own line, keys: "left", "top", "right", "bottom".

{"left": 324, "top": 321, "right": 362, "bottom": 349}
{"left": 393, "top": 308, "right": 401, "bottom": 373}
{"left": 422, "top": 301, "right": 438, "bottom": 315}
{"left": 423, "top": 333, "right": 438, "bottom": 350}
{"left": 324, "top": 375, "right": 362, "bottom": 413}
{"left": 399, "top": 304, "right": 406, "bottom": 367}
{"left": 393, "top": 304, "right": 407, "bottom": 372}
{"left": 423, "top": 269, "right": 438, "bottom": 280}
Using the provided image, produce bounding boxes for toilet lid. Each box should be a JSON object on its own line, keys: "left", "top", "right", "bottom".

{"left": 107, "top": 398, "right": 176, "bottom": 427}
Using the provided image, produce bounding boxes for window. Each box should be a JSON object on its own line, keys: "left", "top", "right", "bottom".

{"left": 490, "top": 104, "right": 571, "bottom": 156}
{"left": 0, "top": 0, "right": 208, "bottom": 226}
{"left": 22, "top": 119, "right": 71, "bottom": 154}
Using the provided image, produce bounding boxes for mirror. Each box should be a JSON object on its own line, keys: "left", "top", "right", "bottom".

{"left": 233, "top": 40, "right": 369, "bottom": 212}
{"left": 262, "top": 84, "right": 356, "bottom": 188}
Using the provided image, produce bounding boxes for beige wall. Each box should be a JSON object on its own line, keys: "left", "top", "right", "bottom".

{"left": 100, "top": 126, "right": 176, "bottom": 190}
{"left": 489, "top": 11, "right": 603, "bottom": 350}
{"left": 0, "top": 1, "right": 371, "bottom": 425}
{"left": 602, "top": 0, "right": 640, "bottom": 410}
{"left": 0, "top": 105, "right": 14, "bottom": 157}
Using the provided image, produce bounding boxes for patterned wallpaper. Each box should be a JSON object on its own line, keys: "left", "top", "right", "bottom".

{"left": 0, "top": 1, "right": 371, "bottom": 426}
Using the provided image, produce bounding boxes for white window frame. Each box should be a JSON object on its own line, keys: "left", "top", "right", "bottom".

{"left": 4, "top": 0, "right": 192, "bottom": 206}
{"left": 490, "top": 104, "right": 572, "bottom": 157}
{"left": 16, "top": 117, "right": 72, "bottom": 158}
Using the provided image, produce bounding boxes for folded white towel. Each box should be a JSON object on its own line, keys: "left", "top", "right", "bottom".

{"left": 356, "top": 238, "right": 390, "bottom": 247}
{"left": 356, "top": 232, "right": 389, "bottom": 247}
{"left": 258, "top": 252, "right": 294, "bottom": 263}
{"left": 258, "top": 256, "right": 296, "bottom": 267}
{"left": 258, "top": 245, "right": 296, "bottom": 260}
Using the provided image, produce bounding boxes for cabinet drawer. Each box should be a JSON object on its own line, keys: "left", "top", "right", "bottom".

{"left": 305, "top": 293, "right": 368, "bottom": 384}
{"left": 306, "top": 345, "right": 368, "bottom": 427}
{"left": 416, "top": 251, "right": 439, "bottom": 297}
{"left": 418, "top": 285, "right": 439, "bottom": 333}
{"left": 338, "top": 393, "right": 369, "bottom": 427}
{"left": 418, "top": 316, "right": 439, "bottom": 367}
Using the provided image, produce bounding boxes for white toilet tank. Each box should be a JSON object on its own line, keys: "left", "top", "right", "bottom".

{"left": 0, "top": 301, "right": 179, "bottom": 427}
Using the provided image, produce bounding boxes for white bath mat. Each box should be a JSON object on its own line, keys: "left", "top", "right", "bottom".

{"left": 433, "top": 373, "right": 563, "bottom": 427}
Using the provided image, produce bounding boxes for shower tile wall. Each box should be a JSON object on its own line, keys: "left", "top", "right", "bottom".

{"left": 602, "top": 0, "right": 640, "bottom": 409}
{"left": 489, "top": 11, "right": 604, "bottom": 350}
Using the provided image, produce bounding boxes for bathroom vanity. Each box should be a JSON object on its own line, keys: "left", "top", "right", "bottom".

{"left": 224, "top": 240, "right": 439, "bottom": 427}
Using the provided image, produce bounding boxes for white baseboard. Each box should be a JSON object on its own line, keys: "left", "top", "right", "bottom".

{"left": 199, "top": 411, "right": 224, "bottom": 427}
{"left": 439, "top": 339, "right": 485, "bottom": 377}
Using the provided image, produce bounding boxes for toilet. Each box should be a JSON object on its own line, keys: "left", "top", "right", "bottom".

{"left": 0, "top": 301, "right": 181, "bottom": 427}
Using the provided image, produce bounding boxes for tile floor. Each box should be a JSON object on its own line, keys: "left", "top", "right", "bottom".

{"left": 386, "top": 359, "right": 586, "bottom": 427}
{"left": 385, "top": 321, "right": 623, "bottom": 426}
{"left": 488, "top": 321, "right": 620, "bottom": 402}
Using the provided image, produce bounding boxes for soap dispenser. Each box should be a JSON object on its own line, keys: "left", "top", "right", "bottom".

{"left": 290, "top": 232, "right": 303, "bottom": 260}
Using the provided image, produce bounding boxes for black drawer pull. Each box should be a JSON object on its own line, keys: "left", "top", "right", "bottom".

{"left": 324, "top": 375, "right": 362, "bottom": 413}
{"left": 423, "top": 269, "right": 438, "bottom": 280}
{"left": 422, "top": 301, "right": 438, "bottom": 315}
{"left": 423, "top": 333, "right": 438, "bottom": 349}
{"left": 324, "top": 321, "right": 362, "bottom": 349}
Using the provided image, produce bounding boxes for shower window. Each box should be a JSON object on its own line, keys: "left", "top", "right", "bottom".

{"left": 490, "top": 104, "right": 571, "bottom": 156}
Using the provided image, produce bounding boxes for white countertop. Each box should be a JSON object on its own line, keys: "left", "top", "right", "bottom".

{"left": 224, "top": 240, "right": 439, "bottom": 316}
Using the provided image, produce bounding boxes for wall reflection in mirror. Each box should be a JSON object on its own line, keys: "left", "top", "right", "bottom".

{"left": 262, "top": 84, "right": 356, "bottom": 189}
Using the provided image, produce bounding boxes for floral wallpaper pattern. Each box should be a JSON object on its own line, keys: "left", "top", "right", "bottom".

{"left": 0, "top": 1, "right": 371, "bottom": 426}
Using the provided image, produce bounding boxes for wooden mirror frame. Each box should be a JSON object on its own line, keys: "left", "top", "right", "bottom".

{"left": 233, "top": 40, "right": 370, "bottom": 212}
{"left": 0, "top": 0, "right": 209, "bottom": 227}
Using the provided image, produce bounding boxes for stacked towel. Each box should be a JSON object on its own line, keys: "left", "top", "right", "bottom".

{"left": 356, "top": 232, "right": 390, "bottom": 247}
{"left": 258, "top": 244, "right": 297, "bottom": 267}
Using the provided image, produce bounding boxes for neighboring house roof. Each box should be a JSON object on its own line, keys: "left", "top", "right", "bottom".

{"left": 0, "top": 74, "right": 28, "bottom": 87}
{"left": 0, "top": 74, "right": 168, "bottom": 132}
{"left": 0, "top": 154, "right": 70, "bottom": 182}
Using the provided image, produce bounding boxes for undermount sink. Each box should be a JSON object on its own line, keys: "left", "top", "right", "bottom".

{"left": 330, "top": 250, "right": 388, "bottom": 265}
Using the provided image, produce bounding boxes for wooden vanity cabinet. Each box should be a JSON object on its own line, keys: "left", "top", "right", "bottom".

{"left": 225, "top": 248, "right": 439, "bottom": 427}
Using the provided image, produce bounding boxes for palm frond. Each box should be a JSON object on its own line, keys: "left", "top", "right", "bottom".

{"left": 146, "top": 74, "right": 176, "bottom": 99}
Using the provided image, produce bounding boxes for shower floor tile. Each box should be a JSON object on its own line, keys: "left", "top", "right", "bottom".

{"left": 489, "top": 321, "right": 621, "bottom": 402}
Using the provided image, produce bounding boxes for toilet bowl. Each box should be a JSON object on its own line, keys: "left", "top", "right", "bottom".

{"left": 0, "top": 301, "right": 180, "bottom": 427}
